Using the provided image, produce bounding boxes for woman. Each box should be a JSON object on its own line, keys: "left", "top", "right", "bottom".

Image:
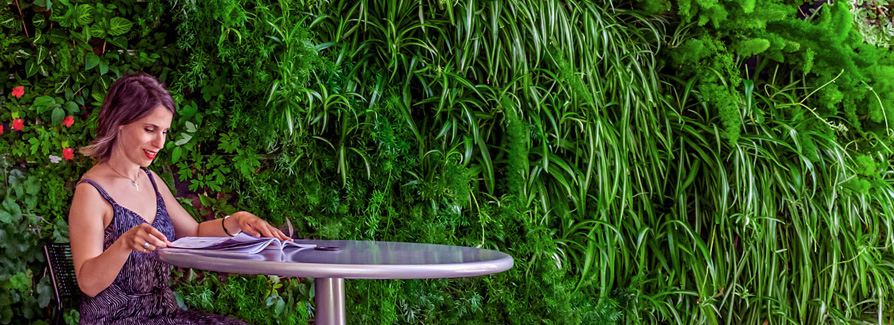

{"left": 68, "top": 73, "right": 289, "bottom": 324}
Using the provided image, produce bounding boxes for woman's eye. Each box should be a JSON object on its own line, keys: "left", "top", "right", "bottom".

{"left": 145, "top": 128, "right": 154, "bottom": 133}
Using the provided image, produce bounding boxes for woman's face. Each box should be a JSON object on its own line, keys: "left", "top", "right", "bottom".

{"left": 115, "top": 105, "right": 173, "bottom": 167}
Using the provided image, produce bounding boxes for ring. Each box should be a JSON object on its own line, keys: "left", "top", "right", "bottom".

{"left": 143, "top": 242, "right": 150, "bottom": 249}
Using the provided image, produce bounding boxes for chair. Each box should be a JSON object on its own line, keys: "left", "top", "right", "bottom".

{"left": 44, "top": 243, "right": 80, "bottom": 325}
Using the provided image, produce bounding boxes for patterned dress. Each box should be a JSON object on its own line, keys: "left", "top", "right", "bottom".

{"left": 77, "top": 168, "right": 249, "bottom": 325}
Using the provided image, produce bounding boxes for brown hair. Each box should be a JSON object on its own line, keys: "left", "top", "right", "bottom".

{"left": 80, "top": 73, "right": 177, "bottom": 162}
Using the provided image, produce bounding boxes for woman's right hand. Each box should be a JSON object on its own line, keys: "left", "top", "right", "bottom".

{"left": 120, "top": 223, "right": 173, "bottom": 253}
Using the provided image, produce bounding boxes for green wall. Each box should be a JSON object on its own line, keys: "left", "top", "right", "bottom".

{"left": 2, "top": 0, "right": 894, "bottom": 324}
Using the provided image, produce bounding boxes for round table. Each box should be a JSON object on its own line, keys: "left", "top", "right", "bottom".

{"left": 157, "top": 239, "right": 513, "bottom": 325}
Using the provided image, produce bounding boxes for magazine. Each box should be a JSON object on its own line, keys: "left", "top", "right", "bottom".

{"left": 168, "top": 233, "right": 316, "bottom": 255}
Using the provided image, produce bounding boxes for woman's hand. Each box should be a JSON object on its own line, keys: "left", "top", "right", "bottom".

{"left": 231, "top": 211, "right": 291, "bottom": 241}
{"left": 120, "top": 223, "right": 173, "bottom": 253}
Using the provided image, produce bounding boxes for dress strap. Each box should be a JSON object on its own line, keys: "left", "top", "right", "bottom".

{"left": 140, "top": 167, "right": 161, "bottom": 199}
{"left": 77, "top": 179, "right": 118, "bottom": 206}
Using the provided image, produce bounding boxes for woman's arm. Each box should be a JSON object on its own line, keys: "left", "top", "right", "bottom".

{"left": 69, "top": 183, "right": 171, "bottom": 297}
{"left": 151, "top": 171, "right": 289, "bottom": 241}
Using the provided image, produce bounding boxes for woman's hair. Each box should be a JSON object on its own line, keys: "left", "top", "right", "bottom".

{"left": 80, "top": 73, "right": 176, "bottom": 162}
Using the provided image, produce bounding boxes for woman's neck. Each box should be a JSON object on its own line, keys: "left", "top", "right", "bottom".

{"left": 105, "top": 152, "right": 142, "bottom": 181}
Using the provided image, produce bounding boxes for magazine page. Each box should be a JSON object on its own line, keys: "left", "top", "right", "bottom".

{"left": 169, "top": 233, "right": 315, "bottom": 254}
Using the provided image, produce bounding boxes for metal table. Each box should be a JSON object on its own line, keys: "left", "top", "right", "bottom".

{"left": 157, "top": 239, "right": 513, "bottom": 325}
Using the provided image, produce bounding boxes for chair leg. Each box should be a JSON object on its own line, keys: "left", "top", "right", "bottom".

{"left": 52, "top": 306, "right": 63, "bottom": 325}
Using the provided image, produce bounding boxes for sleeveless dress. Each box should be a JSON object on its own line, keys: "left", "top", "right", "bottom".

{"left": 77, "top": 168, "right": 249, "bottom": 325}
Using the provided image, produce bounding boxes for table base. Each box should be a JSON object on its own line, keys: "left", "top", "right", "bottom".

{"left": 315, "top": 278, "right": 345, "bottom": 325}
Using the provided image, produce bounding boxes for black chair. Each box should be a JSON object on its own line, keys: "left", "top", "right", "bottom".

{"left": 44, "top": 243, "right": 80, "bottom": 325}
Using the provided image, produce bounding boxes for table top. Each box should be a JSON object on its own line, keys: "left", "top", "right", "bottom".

{"left": 157, "top": 239, "right": 514, "bottom": 279}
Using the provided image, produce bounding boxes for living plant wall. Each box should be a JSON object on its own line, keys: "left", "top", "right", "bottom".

{"left": 2, "top": 0, "right": 894, "bottom": 324}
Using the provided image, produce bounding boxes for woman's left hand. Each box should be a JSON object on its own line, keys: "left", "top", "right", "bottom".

{"left": 231, "top": 211, "right": 291, "bottom": 241}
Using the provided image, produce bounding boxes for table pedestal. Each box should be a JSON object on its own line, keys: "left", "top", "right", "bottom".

{"left": 315, "top": 278, "right": 345, "bottom": 325}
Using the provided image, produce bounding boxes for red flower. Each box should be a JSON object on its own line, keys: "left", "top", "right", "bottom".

{"left": 12, "top": 119, "right": 24, "bottom": 131}
{"left": 11, "top": 86, "right": 24, "bottom": 98}
{"left": 62, "top": 148, "right": 74, "bottom": 160}
{"left": 0, "top": 125, "right": 3, "bottom": 135}
{"left": 63, "top": 115, "right": 74, "bottom": 127}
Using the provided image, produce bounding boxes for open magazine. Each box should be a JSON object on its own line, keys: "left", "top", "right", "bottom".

{"left": 168, "top": 233, "right": 316, "bottom": 254}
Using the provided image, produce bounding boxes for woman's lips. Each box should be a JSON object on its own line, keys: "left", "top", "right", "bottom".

{"left": 144, "top": 150, "right": 157, "bottom": 159}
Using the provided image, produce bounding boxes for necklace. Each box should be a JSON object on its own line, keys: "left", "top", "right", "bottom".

{"left": 107, "top": 164, "right": 142, "bottom": 192}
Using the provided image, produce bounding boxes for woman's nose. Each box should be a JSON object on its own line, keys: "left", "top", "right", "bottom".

{"left": 152, "top": 133, "right": 165, "bottom": 149}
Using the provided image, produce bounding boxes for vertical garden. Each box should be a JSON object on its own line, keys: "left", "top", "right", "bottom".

{"left": 2, "top": 0, "right": 894, "bottom": 324}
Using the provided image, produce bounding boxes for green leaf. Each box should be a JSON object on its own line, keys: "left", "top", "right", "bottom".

{"left": 76, "top": 4, "right": 95, "bottom": 26}
{"left": 274, "top": 296, "right": 285, "bottom": 315}
{"left": 90, "top": 22, "right": 107, "bottom": 39}
{"left": 26, "top": 59, "right": 38, "bottom": 78}
{"left": 185, "top": 121, "right": 197, "bottom": 133}
{"left": 64, "top": 101, "right": 79, "bottom": 114}
{"left": 24, "top": 177, "right": 40, "bottom": 195}
{"left": 108, "top": 36, "right": 128, "bottom": 49}
{"left": 172, "top": 146, "right": 182, "bottom": 164}
{"left": 0, "top": 305, "right": 11, "bottom": 324}
{"left": 37, "top": 280, "right": 52, "bottom": 308}
{"left": 33, "top": 14, "right": 47, "bottom": 29}
{"left": 0, "top": 12, "right": 15, "bottom": 29}
{"left": 85, "top": 52, "right": 100, "bottom": 70}
{"left": 33, "top": 96, "right": 56, "bottom": 109}
{"left": 175, "top": 133, "right": 192, "bottom": 146}
{"left": 48, "top": 29, "right": 68, "bottom": 44}
{"left": 99, "top": 59, "right": 108, "bottom": 75}
{"left": 52, "top": 107, "right": 65, "bottom": 125}
{"left": 0, "top": 210, "right": 11, "bottom": 224}
{"left": 32, "top": 28, "right": 45, "bottom": 43}
{"left": 109, "top": 17, "right": 133, "bottom": 36}
{"left": 36, "top": 46, "right": 48, "bottom": 65}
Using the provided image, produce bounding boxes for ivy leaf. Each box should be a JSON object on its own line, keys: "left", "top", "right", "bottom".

{"left": 109, "top": 17, "right": 133, "bottom": 36}
{"left": 52, "top": 107, "right": 65, "bottom": 125}
{"left": 24, "top": 177, "right": 40, "bottom": 196}
{"left": 0, "top": 210, "right": 11, "bottom": 224}
{"left": 99, "top": 59, "right": 109, "bottom": 75}
{"left": 85, "top": 52, "right": 100, "bottom": 70}
{"left": 25, "top": 59, "right": 38, "bottom": 77}
{"left": 1, "top": 198, "right": 21, "bottom": 223}
{"left": 185, "top": 121, "right": 197, "bottom": 133}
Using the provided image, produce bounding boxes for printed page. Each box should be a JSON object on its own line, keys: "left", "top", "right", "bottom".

{"left": 169, "top": 233, "right": 315, "bottom": 254}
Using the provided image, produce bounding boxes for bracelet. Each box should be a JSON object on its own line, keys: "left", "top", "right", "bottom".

{"left": 222, "top": 215, "right": 241, "bottom": 237}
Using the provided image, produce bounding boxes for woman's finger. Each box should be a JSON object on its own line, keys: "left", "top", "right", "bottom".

{"left": 147, "top": 227, "right": 172, "bottom": 247}
{"left": 255, "top": 222, "right": 275, "bottom": 238}
{"left": 272, "top": 227, "right": 290, "bottom": 241}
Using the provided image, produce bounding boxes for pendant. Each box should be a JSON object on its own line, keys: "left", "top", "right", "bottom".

{"left": 132, "top": 180, "right": 142, "bottom": 192}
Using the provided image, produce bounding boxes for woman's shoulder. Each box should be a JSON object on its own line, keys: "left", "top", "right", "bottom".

{"left": 78, "top": 165, "right": 106, "bottom": 183}
{"left": 75, "top": 165, "right": 115, "bottom": 193}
